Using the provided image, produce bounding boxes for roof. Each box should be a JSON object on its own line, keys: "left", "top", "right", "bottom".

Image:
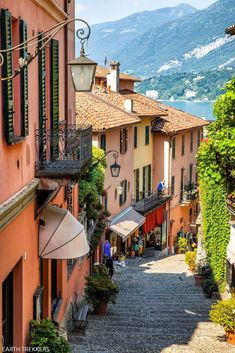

{"left": 120, "top": 90, "right": 209, "bottom": 133}
{"left": 76, "top": 91, "right": 140, "bottom": 132}
{"left": 225, "top": 25, "right": 235, "bottom": 36}
{"left": 96, "top": 65, "right": 142, "bottom": 82}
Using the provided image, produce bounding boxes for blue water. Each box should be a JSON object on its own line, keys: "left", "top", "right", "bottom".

{"left": 161, "top": 100, "right": 215, "bottom": 121}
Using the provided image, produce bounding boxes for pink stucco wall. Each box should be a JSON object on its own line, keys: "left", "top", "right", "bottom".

{"left": 94, "top": 126, "right": 134, "bottom": 217}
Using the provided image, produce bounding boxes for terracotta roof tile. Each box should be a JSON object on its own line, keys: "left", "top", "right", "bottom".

{"left": 120, "top": 89, "right": 209, "bottom": 133}
{"left": 96, "top": 65, "right": 142, "bottom": 82}
{"left": 76, "top": 91, "right": 140, "bottom": 132}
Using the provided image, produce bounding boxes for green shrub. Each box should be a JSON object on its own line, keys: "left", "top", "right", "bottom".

{"left": 178, "top": 238, "right": 188, "bottom": 253}
{"left": 209, "top": 298, "right": 235, "bottom": 332}
{"left": 185, "top": 251, "right": 197, "bottom": 271}
{"left": 29, "top": 319, "right": 70, "bottom": 353}
{"left": 85, "top": 265, "right": 119, "bottom": 307}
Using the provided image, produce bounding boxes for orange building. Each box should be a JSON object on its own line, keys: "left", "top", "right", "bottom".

{"left": 0, "top": 0, "right": 92, "bottom": 349}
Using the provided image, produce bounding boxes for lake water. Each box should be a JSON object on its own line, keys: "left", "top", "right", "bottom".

{"left": 160, "top": 100, "right": 215, "bottom": 121}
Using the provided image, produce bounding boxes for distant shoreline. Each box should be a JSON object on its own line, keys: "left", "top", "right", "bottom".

{"left": 158, "top": 99, "right": 216, "bottom": 103}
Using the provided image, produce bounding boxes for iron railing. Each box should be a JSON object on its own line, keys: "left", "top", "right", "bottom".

{"left": 132, "top": 188, "right": 172, "bottom": 214}
{"left": 180, "top": 186, "right": 199, "bottom": 205}
{"left": 35, "top": 122, "right": 92, "bottom": 178}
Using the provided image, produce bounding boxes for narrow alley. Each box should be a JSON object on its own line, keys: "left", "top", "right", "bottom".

{"left": 69, "top": 255, "right": 232, "bottom": 353}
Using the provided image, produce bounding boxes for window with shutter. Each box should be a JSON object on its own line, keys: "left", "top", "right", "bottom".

{"left": 124, "top": 128, "right": 128, "bottom": 152}
{"left": 50, "top": 39, "right": 59, "bottom": 159}
{"left": 189, "top": 164, "right": 193, "bottom": 185}
{"left": 148, "top": 164, "right": 151, "bottom": 196}
{"left": 171, "top": 176, "right": 175, "bottom": 196}
{"left": 190, "top": 131, "right": 193, "bottom": 152}
{"left": 20, "top": 20, "right": 29, "bottom": 136}
{"left": 172, "top": 137, "right": 176, "bottom": 159}
{"left": 145, "top": 126, "right": 150, "bottom": 145}
{"left": 100, "top": 134, "right": 106, "bottom": 152}
{"left": 120, "top": 128, "right": 128, "bottom": 154}
{"left": 38, "top": 33, "right": 47, "bottom": 160}
{"left": 1, "top": 9, "right": 14, "bottom": 144}
{"left": 181, "top": 135, "right": 185, "bottom": 156}
{"left": 134, "top": 126, "right": 137, "bottom": 148}
{"left": 197, "top": 129, "right": 201, "bottom": 147}
{"left": 143, "top": 166, "right": 146, "bottom": 199}
{"left": 134, "top": 169, "right": 140, "bottom": 202}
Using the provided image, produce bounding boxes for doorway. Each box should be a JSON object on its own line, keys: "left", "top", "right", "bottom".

{"left": 2, "top": 270, "right": 13, "bottom": 348}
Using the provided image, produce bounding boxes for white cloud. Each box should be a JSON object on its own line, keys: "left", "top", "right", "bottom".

{"left": 76, "top": 3, "right": 87, "bottom": 15}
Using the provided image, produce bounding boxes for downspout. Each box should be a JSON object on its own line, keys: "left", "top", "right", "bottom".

{"left": 64, "top": 0, "right": 68, "bottom": 122}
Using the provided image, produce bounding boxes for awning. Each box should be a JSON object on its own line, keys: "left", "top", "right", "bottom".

{"left": 39, "top": 205, "right": 89, "bottom": 259}
{"left": 142, "top": 207, "right": 164, "bottom": 234}
{"left": 227, "top": 223, "right": 235, "bottom": 265}
{"left": 110, "top": 207, "right": 145, "bottom": 242}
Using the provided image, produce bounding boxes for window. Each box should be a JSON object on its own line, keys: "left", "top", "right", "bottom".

{"left": 181, "top": 135, "right": 185, "bottom": 156}
{"left": 119, "top": 179, "right": 127, "bottom": 206}
{"left": 197, "top": 129, "right": 201, "bottom": 147}
{"left": 190, "top": 131, "right": 193, "bottom": 152}
{"left": 134, "top": 126, "right": 138, "bottom": 148}
{"left": 100, "top": 134, "right": 106, "bottom": 152}
{"left": 143, "top": 165, "right": 151, "bottom": 198}
{"left": 180, "top": 168, "right": 184, "bottom": 200}
{"left": 1, "top": 10, "right": 29, "bottom": 144}
{"left": 171, "top": 176, "right": 175, "bottom": 196}
{"left": 120, "top": 128, "right": 128, "bottom": 154}
{"left": 145, "top": 126, "right": 150, "bottom": 145}
{"left": 189, "top": 164, "right": 193, "bottom": 185}
{"left": 134, "top": 169, "right": 140, "bottom": 201}
{"left": 172, "top": 137, "right": 176, "bottom": 159}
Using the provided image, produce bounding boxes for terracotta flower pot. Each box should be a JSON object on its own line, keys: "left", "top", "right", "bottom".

{"left": 226, "top": 331, "right": 235, "bottom": 346}
{"left": 194, "top": 274, "right": 203, "bottom": 286}
{"left": 94, "top": 302, "right": 108, "bottom": 315}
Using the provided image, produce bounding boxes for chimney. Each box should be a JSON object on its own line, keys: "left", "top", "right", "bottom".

{"left": 124, "top": 99, "right": 133, "bottom": 113}
{"left": 107, "top": 61, "right": 120, "bottom": 92}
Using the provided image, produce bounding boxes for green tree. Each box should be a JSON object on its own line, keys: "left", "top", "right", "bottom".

{"left": 197, "top": 77, "right": 235, "bottom": 288}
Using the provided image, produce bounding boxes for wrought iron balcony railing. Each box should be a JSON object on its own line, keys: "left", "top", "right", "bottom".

{"left": 35, "top": 123, "right": 92, "bottom": 179}
{"left": 132, "top": 188, "right": 172, "bottom": 215}
{"left": 180, "top": 185, "right": 199, "bottom": 205}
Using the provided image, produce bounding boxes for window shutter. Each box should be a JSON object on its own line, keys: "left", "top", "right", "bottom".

{"left": 171, "top": 176, "right": 175, "bottom": 195}
{"left": 136, "top": 169, "right": 140, "bottom": 202}
{"left": 1, "top": 9, "right": 14, "bottom": 144}
{"left": 120, "top": 129, "right": 124, "bottom": 154}
{"left": 51, "top": 39, "right": 59, "bottom": 159}
{"left": 172, "top": 137, "right": 176, "bottom": 159}
{"left": 20, "top": 20, "right": 29, "bottom": 136}
{"left": 119, "top": 181, "right": 123, "bottom": 206}
{"left": 100, "top": 134, "right": 106, "bottom": 152}
{"left": 148, "top": 165, "right": 151, "bottom": 196}
{"left": 143, "top": 167, "right": 146, "bottom": 199}
{"left": 124, "top": 180, "right": 127, "bottom": 203}
{"left": 38, "top": 33, "right": 46, "bottom": 160}
{"left": 134, "top": 126, "right": 137, "bottom": 148}
{"left": 124, "top": 128, "right": 128, "bottom": 152}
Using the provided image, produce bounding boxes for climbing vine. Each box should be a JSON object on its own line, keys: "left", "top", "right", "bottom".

{"left": 197, "top": 78, "right": 235, "bottom": 288}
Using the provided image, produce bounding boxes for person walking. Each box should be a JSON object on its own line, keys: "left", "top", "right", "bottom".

{"left": 104, "top": 240, "right": 111, "bottom": 257}
{"left": 133, "top": 241, "right": 139, "bottom": 258}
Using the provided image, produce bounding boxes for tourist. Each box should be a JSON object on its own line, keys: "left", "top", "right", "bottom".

{"left": 133, "top": 241, "right": 139, "bottom": 257}
{"left": 104, "top": 240, "right": 111, "bottom": 257}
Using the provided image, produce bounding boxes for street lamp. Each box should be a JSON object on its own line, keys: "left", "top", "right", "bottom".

{"left": 0, "top": 18, "right": 97, "bottom": 93}
{"left": 92, "top": 150, "right": 121, "bottom": 178}
{"left": 68, "top": 24, "right": 97, "bottom": 92}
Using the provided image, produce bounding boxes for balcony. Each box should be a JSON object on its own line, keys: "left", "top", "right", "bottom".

{"left": 35, "top": 123, "right": 92, "bottom": 179}
{"left": 180, "top": 185, "right": 199, "bottom": 206}
{"left": 132, "top": 189, "right": 172, "bottom": 215}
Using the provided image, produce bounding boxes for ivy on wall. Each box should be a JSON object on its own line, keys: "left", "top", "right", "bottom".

{"left": 197, "top": 78, "right": 235, "bottom": 288}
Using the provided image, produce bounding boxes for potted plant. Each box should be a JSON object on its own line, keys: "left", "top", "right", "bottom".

{"left": 209, "top": 298, "right": 235, "bottom": 346}
{"left": 178, "top": 238, "right": 188, "bottom": 254}
{"left": 194, "top": 264, "right": 203, "bottom": 286}
{"left": 84, "top": 264, "right": 119, "bottom": 315}
{"left": 185, "top": 250, "right": 196, "bottom": 272}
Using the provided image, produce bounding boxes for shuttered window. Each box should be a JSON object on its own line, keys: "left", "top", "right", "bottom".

{"left": 148, "top": 164, "right": 151, "bottom": 196}
{"left": 190, "top": 131, "right": 193, "bottom": 152}
{"left": 120, "top": 128, "right": 128, "bottom": 154}
{"left": 1, "top": 9, "right": 14, "bottom": 144}
{"left": 171, "top": 176, "right": 175, "bottom": 196}
{"left": 20, "top": 20, "right": 29, "bottom": 136}
{"left": 51, "top": 39, "right": 59, "bottom": 159}
{"left": 119, "top": 179, "right": 127, "bottom": 206}
{"left": 197, "top": 129, "right": 201, "bottom": 147}
{"left": 189, "top": 164, "right": 193, "bottom": 185}
{"left": 134, "top": 169, "right": 140, "bottom": 202}
{"left": 100, "top": 134, "right": 106, "bottom": 152}
{"left": 134, "top": 126, "right": 138, "bottom": 148}
{"left": 172, "top": 137, "right": 176, "bottom": 159}
{"left": 145, "top": 126, "right": 150, "bottom": 145}
{"left": 38, "top": 33, "right": 47, "bottom": 160}
{"left": 181, "top": 135, "right": 185, "bottom": 156}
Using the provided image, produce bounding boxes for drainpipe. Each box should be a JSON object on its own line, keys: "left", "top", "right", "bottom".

{"left": 64, "top": 0, "right": 68, "bottom": 123}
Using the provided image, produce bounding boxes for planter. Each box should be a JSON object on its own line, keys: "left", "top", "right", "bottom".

{"left": 226, "top": 331, "right": 235, "bottom": 346}
{"left": 94, "top": 302, "right": 108, "bottom": 315}
{"left": 189, "top": 265, "right": 195, "bottom": 272}
{"left": 194, "top": 274, "right": 203, "bottom": 286}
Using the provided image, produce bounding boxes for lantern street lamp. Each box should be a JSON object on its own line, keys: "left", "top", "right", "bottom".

{"left": 68, "top": 22, "right": 97, "bottom": 92}
{"left": 91, "top": 150, "right": 121, "bottom": 178}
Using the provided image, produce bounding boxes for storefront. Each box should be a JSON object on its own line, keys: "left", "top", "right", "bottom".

{"left": 142, "top": 206, "right": 167, "bottom": 250}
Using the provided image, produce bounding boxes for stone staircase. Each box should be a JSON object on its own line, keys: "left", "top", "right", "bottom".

{"left": 69, "top": 255, "right": 233, "bottom": 353}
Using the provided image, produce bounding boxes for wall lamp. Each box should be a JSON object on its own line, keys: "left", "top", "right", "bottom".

{"left": 92, "top": 150, "right": 121, "bottom": 178}
{"left": 0, "top": 18, "right": 97, "bottom": 92}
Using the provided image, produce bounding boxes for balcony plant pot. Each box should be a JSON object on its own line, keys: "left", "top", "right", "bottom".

{"left": 226, "top": 331, "right": 235, "bottom": 346}
{"left": 94, "top": 302, "right": 108, "bottom": 315}
{"left": 194, "top": 274, "right": 203, "bottom": 286}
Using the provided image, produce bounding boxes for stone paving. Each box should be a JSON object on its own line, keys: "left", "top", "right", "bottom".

{"left": 69, "top": 254, "right": 233, "bottom": 353}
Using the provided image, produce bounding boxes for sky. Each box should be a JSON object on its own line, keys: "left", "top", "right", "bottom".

{"left": 75, "top": 0, "right": 217, "bottom": 25}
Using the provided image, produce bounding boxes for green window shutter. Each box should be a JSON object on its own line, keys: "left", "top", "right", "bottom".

{"left": 172, "top": 137, "right": 175, "bottom": 159}
{"left": 20, "top": 20, "right": 29, "bottom": 136}
{"left": 143, "top": 167, "right": 146, "bottom": 199}
{"left": 136, "top": 169, "right": 140, "bottom": 202}
{"left": 120, "top": 129, "right": 124, "bottom": 154}
{"left": 190, "top": 131, "right": 193, "bottom": 152}
{"left": 134, "top": 126, "right": 137, "bottom": 148}
{"left": 124, "top": 180, "right": 127, "bottom": 204}
{"left": 51, "top": 39, "right": 59, "bottom": 159}
{"left": 145, "top": 126, "right": 150, "bottom": 145}
{"left": 182, "top": 135, "right": 185, "bottom": 156}
{"left": 119, "top": 181, "right": 123, "bottom": 206}
{"left": 1, "top": 9, "right": 14, "bottom": 144}
{"left": 38, "top": 33, "right": 46, "bottom": 160}
{"left": 100, "top": 134, "right": 106, "bottom": 152}
{"left": 171, "top": 176, "right": 175, "bottom": 196}
{"left": 148, "top": 164, "right": 151, "bottom": 196}
{"left": 124, "top": 128, "right": 128, "bottom": 152}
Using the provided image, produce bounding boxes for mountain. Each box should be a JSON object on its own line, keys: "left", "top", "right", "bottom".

{"left": 86, "top": 0, "right": 235, "bottom": 77}
{"left": 84, "top": 4, "right": 197, "bottom": 65}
